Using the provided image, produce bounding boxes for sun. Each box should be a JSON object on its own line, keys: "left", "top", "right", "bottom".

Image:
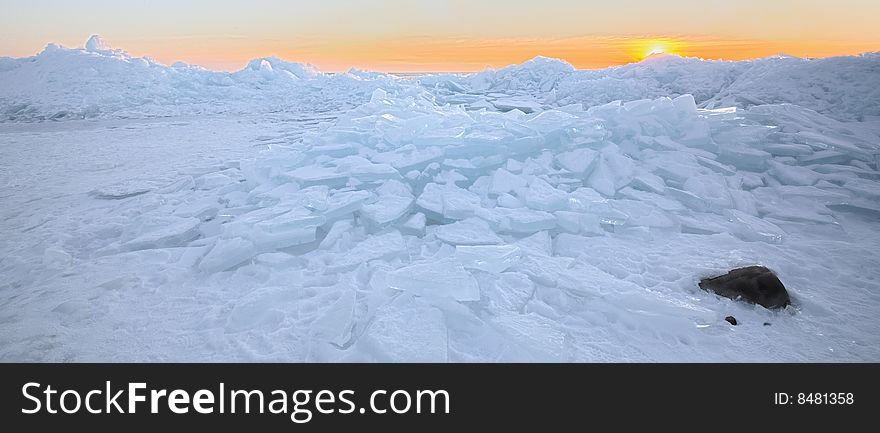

{"left": 624, "top": 38, "right": 688, "bottom": 62}
{"left": 646, "top": 46, "right": 666, "bottom": 57}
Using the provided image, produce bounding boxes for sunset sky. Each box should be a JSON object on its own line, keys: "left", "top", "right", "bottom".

{"left": 2, "top": 0, "right": 879, "bottom": 72}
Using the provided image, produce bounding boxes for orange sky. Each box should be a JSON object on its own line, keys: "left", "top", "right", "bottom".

{"left": 2, "top": 1, "right": 879, "bottom": 72}
{"left": 117, "top": 35, "right": 880, "bottom": 72}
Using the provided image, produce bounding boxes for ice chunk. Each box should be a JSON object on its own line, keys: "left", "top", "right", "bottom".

{"left": 586, "top": 146, "right": 634, "bottom": 196}
{"left": 717, "top": 147, "right": 771, "bottom": 171}
{"left": 519, "top": 177, "right": 569, "bottom": 211}
{"left": 483, "top": 272, "right": 535, "bottom": 312}
{"left": 285, "top": 165, "right": 348, "bottom": 187}
{"left": 360, "top": 180, "right": 413, "bottom": 226}
{"left": 91, "top": 179, "right": 154, "bottom": 200}
{"left": 324, "top": 230, "right": 406, "bottom": 272}
{"left": 554, "top": 211, "right": 603, "bottom": 236}
{"left": 496, "top": 193, "right": 524, "bottom": 208}
{"left": 385, "top": 258, "right": 480, "bottom": 301}
{"left": 122, "top": 217, "right": 201, "bottom": 251}
{"left": 415, "top": 182, "right": 445, "bottom": 218}
{"left": 440, "top": 185, "right": 482, "bottom": 219}
{"left": 324, "top": 190, "right": 371, "bottom": 219}
{"left": 416, "top": 182, "right": 481, "bottom": 220}
{"left": 310, "top": 289, "right": 355, "bottom": 345}
{"left": 844, "top": 179, "right": 880, "bottom": 201}
{"left": 195, "top": 172, "right": 236, "bottom": 190}
{"left": 695, "top": 156, "right": 736, "bottom": 176}
{"left": 666, "top": 187, "right": 710, "bottom": 213}
{"left": 199, "top": 237, "right": 256, "bottom": 272}
{"left": 401, "top": 212, "right": 426, "bottom": 236}
{"left": 798, "top": 150, "right": 850, "bottom": 165}
{"left": 556, "top": 148, "right": 598, "bottom": 175}
{"left": 683, "top": 175, "right": 732, "bottom": 212}
{"left": 726, "top": 209, "right": 785, "bottom": 243}
{"left": 254, "top": 207, "right": 325, "bottom": 233}
{"left": 630, "top": 173, "right": 666, "bottom": 194}
{"left": 492, "top": 96, "right": 542, "bottom": 113}
{"left": 672, "top": 94, "right": 697, "bottom": 115}
{"left": 432, "top": 217, "right": 503, "bottom": 245}
{"left": 476, "top": 207, "right": 557, "bottom": 233}
{"left": 768, "top": 161, "right": 820, "bottom": 186}
{"left": 84, "top": 35, "right": 111, "bottom": 52}
{"left": 765, "top": 143, "right": 813, "bottom": 157}
{"left": 455, "top": 244, "right": 522, "bottom": 273}
{"left": 488, "top": 168, "right": 527, "bottom": 196}
{"left": 370, "top": 87, "right": 387, "bottom": 103}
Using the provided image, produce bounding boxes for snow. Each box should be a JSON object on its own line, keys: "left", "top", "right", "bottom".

{"left": 1, "top": 36, "right": 880, "bottom": 361}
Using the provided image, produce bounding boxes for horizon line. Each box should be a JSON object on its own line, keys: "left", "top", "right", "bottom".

{"left": 5, "top": 35, "right": 880, "bottom": 74}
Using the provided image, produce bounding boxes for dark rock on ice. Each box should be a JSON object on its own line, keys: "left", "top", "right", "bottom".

{"left": 699, "top": 266, "right": 790, "bottom": 309}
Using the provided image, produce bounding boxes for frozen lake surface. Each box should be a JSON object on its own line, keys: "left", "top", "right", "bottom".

{"left": 1, "top": 38, "right": 879, "bottom": 361}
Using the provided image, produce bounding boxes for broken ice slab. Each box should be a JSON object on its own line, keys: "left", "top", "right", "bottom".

{"left": 676, "top": 213, "right": 730, "bottom": 235}
{"left": 309, "top": 288, "right": 356, "bottom": 346}
{"left": 768, "top": 160, "right": 820, "bottom": 186}
{"left": 385, "top": 258, "right": 480, "bottom": 302}
{"left": 554, "top": 211, "right": 603, "bottom": 236}
{"left": 844, "top": 178, "right": 880, "bottom": 201}
{"left": 360, "top": 195, "right": 413, "bottom": 226}
{"left": 630, "top": 172, "right": 667, "bottom": 194}
{"left": 695, "top": 156, "right": 736, "bottom": 176}
{"left": 195, "top": 172, "right": 237, "bottom": 190}
{"left": 334, "top": 156, "right": 401, "bottom": 183}
{"left": 455, "top": 244, "right": 522, "bottom": 274}
{"left": 441, "top": 186, "right": 482, "bottom": 219}
{"left": 416, "top": 182, "right": 481, "bottom": 220}
{"left": 682, "top": 174, "right": 733, "bottom": 212}
{"left": 323, "top": 230, "right": 406, "bottom": 272}
{"left": 566, "top": 187, "right": 607, "bottom": 211}
{"left": 400, "top": 212, "right": 426, "bottom": 236}
{"left": 555, "top": 147, "right": 599, "bottom": 175}
{"left": 253, "top": 207, "right": 326, "bottom": 233}
{"left": 763, "top": 196, "right": 835, "bottom": 224}
{"left": 359, "top": 179, "right": 414, "bottom": 226}
{"left": 487, "top": 168, "right": 527, "bottom": 196}
{"left": 371, "top": 145, "right": 445, "bottom": 172}
{"left": 764, "top": 143, "right": 814, "bottom": 157}
{"left": 323, "top": 190, "right": 371, "bottom": 220}
{"left": 717, "top": 146, "right": 772, "bottom": 171}
{"left": 284, "top": 164, "right": 349, "bottom": 187}
{"left": 496, "top": 193, "right": 524, "bottom": 208}
{"left": 431, "top": 217, "right": 503, "bottom": 245}
{"left": 726, "top": 209, "right": 785, "bottom": 243}
{"left": 199, "top": 237, "right": 257, "bottom": 272}
{"left": 483, "top": 272, "right": 535, "bottom": 312}
{"left": 519, "top": 177, "right": 569, "bottom": 211}
{"left": 304, "top": 143, "right": 357, "bottom": 158}
{"left": 666, "top": 187, "right": 710, "bottom": 213}
{"left": 492, "top": 96, "right": 542, "bottom": 113}
{"left": 586, "top": 147, "right": 635, "bottom": 196}
{"left": 90, "top": 179, "right": 156, "bottom": 200}
{"left": 120, "top": 217, "right": 201, "bottom": 251}
{"left": 475, "top": 206, "right": 557, "bottom": 234}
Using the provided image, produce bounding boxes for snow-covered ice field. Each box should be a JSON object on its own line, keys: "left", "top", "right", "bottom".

{"left": 2, "top": 37, "right": 880, "bottom": 361}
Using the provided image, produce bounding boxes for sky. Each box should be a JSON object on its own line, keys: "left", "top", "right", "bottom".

{"left": 1, "top": 0, "right": 879, "bottom": 72}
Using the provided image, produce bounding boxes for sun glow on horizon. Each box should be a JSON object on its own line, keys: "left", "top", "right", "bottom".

{"left": 647, "top": 46, "right": 666, "bottom": 56}
{"left": 625, "top": 38, "right": 688, "bottom": 61}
